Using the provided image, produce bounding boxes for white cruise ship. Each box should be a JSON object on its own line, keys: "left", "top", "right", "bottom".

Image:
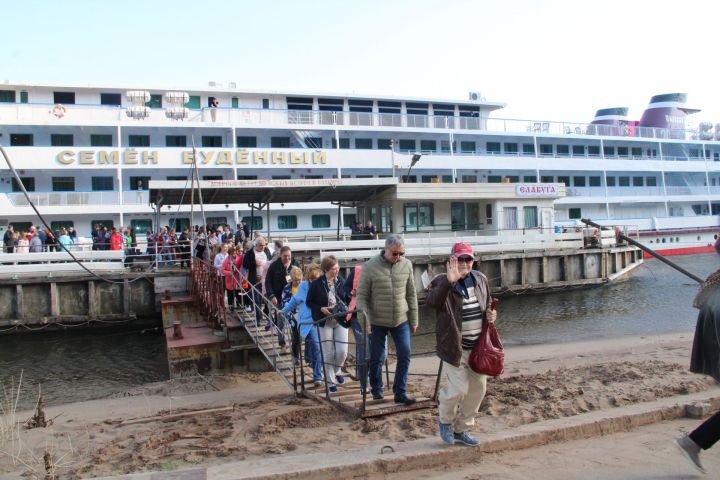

{"left": 0, "top": 82, "right": 718, "bottom": 255}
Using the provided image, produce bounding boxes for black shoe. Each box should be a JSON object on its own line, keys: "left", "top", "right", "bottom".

{"left": 394, "top": 395, "right": 416, "bottom": 406}
{"left": 372, "top": 392, "right": 384, "bottom": 400}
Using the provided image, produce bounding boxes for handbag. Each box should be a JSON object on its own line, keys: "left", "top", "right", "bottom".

{"left": 332, "top": 298, "right": 351, "bottom": 328}
{"left": 468, "top": 318, "right": 504, "bottom": 377}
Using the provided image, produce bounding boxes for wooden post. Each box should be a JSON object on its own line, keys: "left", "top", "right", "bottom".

{"left": 49, "top": 283, "right": 59, "bottom": 317}
{"left": 15, "top": 284, "right": 23, "bottom": 320}
{"left": 123, "top": 278, "right": 131, "bottom": 315}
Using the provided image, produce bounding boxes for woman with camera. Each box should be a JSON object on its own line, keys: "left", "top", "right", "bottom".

{"left": 307, "top": 255, "right": 349, "bottom": 393}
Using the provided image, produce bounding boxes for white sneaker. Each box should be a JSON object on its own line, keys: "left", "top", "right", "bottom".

{"left": 674, "top": 435, "right": 705, "bottom": 474}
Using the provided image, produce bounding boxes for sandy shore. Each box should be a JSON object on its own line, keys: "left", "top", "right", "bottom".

{"left": 1, "top": 331, "right": 716, "bottom": 479}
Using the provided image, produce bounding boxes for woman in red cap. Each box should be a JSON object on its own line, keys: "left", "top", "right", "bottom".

{"left": 425, "top": 241, "right": 497, "bottom": 446}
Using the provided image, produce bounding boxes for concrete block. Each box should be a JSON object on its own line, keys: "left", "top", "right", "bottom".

{"left": 57, "top": 282, "right": 89, "bottom": 316}
{"left": 686, "top": 402, "right": 713, "bottom": 419}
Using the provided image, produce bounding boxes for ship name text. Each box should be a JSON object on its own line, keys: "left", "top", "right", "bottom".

{"left": 55, "top": 149, "right": 328, "bottom": 166}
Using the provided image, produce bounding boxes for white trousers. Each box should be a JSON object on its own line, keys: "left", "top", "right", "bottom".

{"left": 320, "top": 324, "right": 348, "bottom": 386}
{"left": 438, "top": 349, "right": 488, "bottom": 432}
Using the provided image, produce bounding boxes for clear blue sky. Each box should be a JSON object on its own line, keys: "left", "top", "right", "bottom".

{"left": 2, "top": 0, "right": 718, "bottom": 124}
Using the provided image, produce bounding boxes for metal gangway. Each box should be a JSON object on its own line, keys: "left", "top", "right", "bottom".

{"left": 190, "top": 258, "right": 437, "bottom": 418}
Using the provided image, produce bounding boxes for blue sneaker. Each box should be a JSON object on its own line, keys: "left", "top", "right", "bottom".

{"left": 328, "top": 385, "right": 337, "bottom": 393}
{"left": 336, "top": 375, "right": 345, "bottom": 385}
{"left": 438, "top": 422, "right": 454, "bottom": 445}
{"left": 453, "top": 431, "right": 479, "bottom": 446}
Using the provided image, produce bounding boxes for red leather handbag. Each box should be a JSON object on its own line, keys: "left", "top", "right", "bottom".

{"left": 468, "top": 318, "right": 504, "bottom": 377}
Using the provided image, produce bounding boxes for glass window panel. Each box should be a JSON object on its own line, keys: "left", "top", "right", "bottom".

{"left": 91, "top": 134, "right": 113, "bottom": 147}
{"left": 271, "top": 137, "right": 290, "bottom": 148}
{"left": 311, "top": 215, "right": 330, "bottom": 228}
{"left": 52, "top": 177, "right": 75, "bottom": 192}
{"left": 51, "top": 134, "right": 73, "bottom": 146}
{"left": 91, "top": 176, "right": 114, "bottom": 191}
{"left": 201, "top": 136, "right": 222, "bottom": 147}
{"left": 241, "top": 216, "right": 263, "bottom": 230}
{"left": 128, "top": 135, "right": 150, "bottom": 147}
{"left": 524, "top": 206, "right": 538, "bottom": 228}
{"left": 100, "top": 93, "right": 121, "bottom": 106}
{"left": 278, "top": 215, "right": 298, "bottom": 229}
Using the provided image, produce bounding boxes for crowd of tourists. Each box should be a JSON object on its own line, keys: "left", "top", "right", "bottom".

{"left": 2, "top": 224, "right": 71, "bottom": 253}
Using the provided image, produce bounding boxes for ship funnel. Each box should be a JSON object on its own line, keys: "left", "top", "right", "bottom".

{"left": 638, "top": 93, "right": 700, "bottom": 130}
{"left": 588, "top": 107, "right": 628, "bottom": 135}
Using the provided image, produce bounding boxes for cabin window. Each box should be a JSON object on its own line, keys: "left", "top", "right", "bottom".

{"left": 573, "top": 176, "right": 586, "bottom": 187}
{"left": 689, "top": 149, "right": 700, "bottom": 159}
{"left": 168, "top": 218, "right": 190, "bottom": 231}
{"left": 420, "top": 140, "right": 437, "bottom": 152}
{"left": 421, "top": 176, "right": 438, "bottom": 183}
{"left": 91, "top": 220, "right": 114, "bottom": 229}
{"left": 19, "top": 91, "right": 28, "bottom": 103}
{"left": 303, "top": 137, "right": 322, "bottom": 148}
{"left": 167, "top": 176, "right": 187, "bottom": 181}
{"left": 633, "top": 176, "right": 644, "bottom": 186}
{"left": 568, "top": 208, "right": 582, "bottom": 220}
{"left": 0, "top": 90, "right": 16, "bottom": 103}
{"left": 557, "top": 176, "right": 570, "bottom": 186}
{"left": 487, "top": 142, "right": 501, "bottom": 154}
{"left": 503, "top": 207, "right": 518, "bottom": 230}
{"left": 311, "top": 215, "right": 331, "bottom": 229}
{"left": 646, "top": 177, "right": 657, "bottom": 187}
{"left": 355, "top": 138, "right": 373, "bottom": 149}
{"left": 406, "top": 102, "right": 428, "bottom": 115}
{"left": 271, "top": 175, "right": 291, "bottom": 180}
{"left": 331, "top": 138, "right": 350, "bottom": 149}
{"left": 618, "top": 176, "right": 630, "bottom": 187}
{"left": 377, "top": 139, "right": 392, "bottom": 150}
{"left": 129, "top": 219, "right": 152, "bottom": 234}
{"left": 603, "top": 146, "right": 615, "bottom": 157}
{"left": 348, "top": 99, "right": 373, "bottom": 113}
{"left": 10, "top": 134, "right": 33, "bottom": 146}
{"left": 145, "top": 94, "right": 162, "bottom": 109}
{"left": 51, "top": 134, "right": 73, "bottom": 147}
{"left": 506, "top": 176, "right": 519, "bottom": 183}
{"left": 180, "top": 96, "right": 199, "bottom": 109}
{"left": 541, "top": 175, "right": 554, "bottom": 183}
{"left": 378, "top": 101, "right": 401, "bottom": 114}
{"left": 523, "top": 175, "right": 538, "bottom": 182}
{"left": 91, "top": 176, "right": 114, "bottom": 191}
{"left": 572, "top": 145, "right": 585, "bottom": 156}
{"left": 166, "top": 135, "right": 187, "bottom": 147}
{"left": 556, "top": 145, "right": 569, "bottom": 156}
{"left": 462, "top": 175, "right": 477, "bottom": 183}
{"left": 278, "top": 215, "right": 298, "bottom": 230}
{"left": 523, "top": 143, "right": 535, "bottom": 155}
{"left": 129, "top": 176, "right": 150, "bottom": 190}
{"left": 206, "top": 217, "right": 228, "bottom": 230}
{"left": 606, "top": 176, "right": 616, "bottom": 186}
{"left": 504, "top": 143, "right": 518, "bottom": 154}
{"left": 588, "top": 145, "right": 600, "bottom": 156}
{"left": 487, "top": 175, "right": 502, "bottom": 183}
{"left": 618, "top": 146, "right": 629, "bottom": 158}
{"left": 52, "top": 177, "right": 75, "bottom": 192}
{"left": 631, "top": 147, "right": 642, "bottom": 158}
{"left": 262, "top": 99, "right": 270, "bottom": 109}
{"left": 202, "top": 136, "right": 222, "bottom": 147}
{"left": 271, "top": 137, "right": 290, "bottom": 148}
{"left": 242, "top": 216, "right": 263, "bottom": 230}
{"left": 237, "top": 136, "right": 257, "bottom": 148}
{"left": 442, "top": 175, "right": 453, "bottom": 183}
{"left": 524, "top": 207, "right": 538, "bottom": 228}
{"left": 589, "top": 176, "right": 601, "bottom": 187}
{"left": 51, "top": 221, "right": 74, "bottom": 232}
{"left": 11, "top": 177, "right": 34, "bottom": 192}
{"left": 231, "top": 97, "right": 239, "bottom": 108}
{"left": 202, "top": 176, "right": 223, "bottom": 181}
{"left": 237, "top": 175, "right": 258, "bottom": 180}
{"left": 401, "top": 175, "right": 417, "bottom": 183}
{"left": 451, "top": 202, "right": 466, "bottom": 230}
{"left": 100, "top": 93, "right": 121, "bottom": 106}
{"left": 128, "top": 135, "right": 150, "bottom": 147}
{"left": 398, "top": 139, "right": 416, "bottom": 152}
{"left": 53, "top": 92, "right": 75, "bottom": 104}
{"left": 539, "top": 144, "right": 553, "bottom": 156}
{"left": 343, "top": 213, "right": 357, "bottom": 227}
{"left": 403, "top": 202, "right": 434, "bottom": 231}
{"left": 460, "top": 141, "right": 476, "bottom": 153}
{"left": 91, "top": 134, "right": 113, "bottom": 147}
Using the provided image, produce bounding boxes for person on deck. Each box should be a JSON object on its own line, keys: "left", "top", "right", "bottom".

{"left": 425, "top": 242, "right": 497, "bottom": 447}
{"left": 242, "top": 236, "right": 272, "bottom": 326}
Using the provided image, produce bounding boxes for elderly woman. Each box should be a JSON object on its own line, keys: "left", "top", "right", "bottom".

{"left": 282, "top": 264, "right": 323, "bottom": 386}
{"left": 425, "top": 242, "right": 498, "bottom": 447}
{"left": 307, "top": 255, "right": 349, "bottom": 393}
{"left": 221, "top": 245, "right": 243, "bottom": 309}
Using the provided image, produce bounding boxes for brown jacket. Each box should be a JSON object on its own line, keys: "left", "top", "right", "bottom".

{"left": 425, "top": 270, "right": 491, "bottom": 367}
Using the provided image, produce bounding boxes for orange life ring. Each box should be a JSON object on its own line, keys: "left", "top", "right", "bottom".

{"left": 52, "top": 104, "right": 66, "bottom": 118}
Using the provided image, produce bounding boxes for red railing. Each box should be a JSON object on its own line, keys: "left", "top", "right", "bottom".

{"left": 190, "top": 258, "right": 226, "bottom": 328}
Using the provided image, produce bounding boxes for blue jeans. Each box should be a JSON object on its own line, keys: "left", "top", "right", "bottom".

{"left": 369, "top": 322, "right": 411, "bottom": 397}
{"left": 304, "top": 328, "right": 323, "bottom": 382}
{"left": 351, "top": 317, "right": 367, "bottom": 389}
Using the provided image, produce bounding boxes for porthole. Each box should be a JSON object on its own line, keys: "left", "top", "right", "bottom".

{"left": 715, "top": 234, "right": 718, "bottom": 240}
{"left": 698, "top": 236, "right": 701, "bottom": 241}
{"left": 662, "top": 238, "right": 666, "bottom": 243}
{"left": 676, "top": 237, "right": 680, "bottom": 242}
{"left": 656, "top": 238, "right": 660, "bottom": 243}
{"left": 669, "top": 237, "right": 673, "bottom": 243}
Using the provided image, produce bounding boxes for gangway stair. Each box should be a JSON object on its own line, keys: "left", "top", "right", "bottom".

{"left": 224, "top": 306, "right": 436, "bottom": 418}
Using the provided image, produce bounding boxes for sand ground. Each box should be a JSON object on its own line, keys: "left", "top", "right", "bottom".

{"left": 1, "top": 331, "right": 717, "bottom": 479}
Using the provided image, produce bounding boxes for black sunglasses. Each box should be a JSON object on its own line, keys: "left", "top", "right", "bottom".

{"left": 457, "top": 256, "right": 474, "bottom": 263}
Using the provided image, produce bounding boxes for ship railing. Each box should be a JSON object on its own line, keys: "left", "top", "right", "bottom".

{"left": 4, "top": 191, "right": 149, "bottom": 207}
{"left": 0, "top": 249, "right": 126, "bottom": 276}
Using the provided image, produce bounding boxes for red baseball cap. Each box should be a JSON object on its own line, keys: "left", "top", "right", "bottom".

{"left": 451, "top": 242, "right": 473, "bottom": 258}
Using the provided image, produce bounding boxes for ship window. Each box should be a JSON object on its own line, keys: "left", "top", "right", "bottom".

{"left": 129, "top": 176, "right": 150, "bottom": 190}
{"left": 541, "top": 175, "right": 554, "bottom": 183}
{"left": 633, "top": 176, "right": 644, "bottom": 186}
{"left": 19, "top": 91, "right": 28, "bottom": 103}
{"left": 262, "top": 98, "right": 270, "bottom": 109}
{"left": 523, "top": 176, "right": 538, "bottom": 183}
{"left": 11, "top": 177, "right": 34, "bottom": 192}
{"left": 145, "top": 94, "right": 162, "bottom": 109}
{"left": 632, "top": 147, "right": 642, "bottom": 158}
{"left": 403, "top": 202, "right": 434, "bottom": 231}
{"left": 442, "top": 175, "right": 453, "bottom": 183}
{"left": 185, "top": 96, "right": 200, "bottom": 109}
{"left": 91, "top": 220, "right": 114, "bottom": 229}
{"left": 689, "top": 149, "right": 700, "bottom": 159}
{"left": 420, "top": 140, "right": 437, "bottom": 152}
{"left": 355, "top": 138, "right": 372, "bottom": 149}
{"left": 311, "top": 215, "right": 331, "bottom": 229}
{"left": 603, "top": 146, "right": 615, "bottom": 157}
{"left": 51, "top": 221, "right": 74, "bottom": 232}
{"left": 504, "top": 143, "right": 518, "bottom": 154}
{"left": 462, "top": 175, "right": 477, "bottom": 183}
{"left": 377, "top": 101, "right": 401, "bottom": 114}
{"left": 53, "top": 92, "right": 75, "bottom": 104}
{"left": 237, "top": 136, "right": 257, "bottom": 148}
{"left": 433, "top": 104, "right": 455, "bottom": 116}
{"left": 202, "top": 136, "right": 222, "bottom": 147}
{"left": 398, "top": 139, "right": 416, "bottom": 152}
{"left": 331, "top": 138, "right": 350, "bottom": 149}
{"left": 460, "top": 141, "right": 476, "bottom": 153}
{"left": 557, "top": 145, "right": 570, "bottom": 156}
{"left": 128, "top": 135, "right": 150, "bottom": 147}
{"left": 0, "top": 90, "right": 15, "bottom": 103}
{"left": 377, "top": 139, "right": 392, "bottom": 150}
{"left": 168, "top": 218, "right": 190, "bottom": 231}
{"left": 440, "top": 140, "right": 453, "bottom": 153}
{"left": 557, "top": 176, "right": 570, "bottom": 186}
{"left": 488, "top": 175, "right": 502, "bottom": 183}
{"left": 572, "top": 145, "right": 585, "bottom": 156}
{"left": 523, "top": 143, "right": 535, "bottom": 155}
{"left": 231, "top": 97, "right": 239, "bottom": 108}
{"left": 303, "top": 175, "right": 323, "bottom": 179}
{"left": 272, "top": 175, "right": 291, "bottom": 180}
{"left": 606, "top": 176, "right": 616, "bottom": 186}
{"left": 618, "top": 176, "right": 630, "bottom": 187}
{"left": 589, "top": 176, "right": 601, "bottom": 187}
{"left": 573, "top": 176, "right": 586, "bottom": 187}
{"left": 348, "top": 99, "right": 373, "bottom": 113}
{"left": 91, "top": 176, "right": 113, "bottom": 191}
{"left": 236, "top": 175, "right": 258, "bottom": 180}
{"left": 646, "top": 177, "right": 657, "bottom": 187}
{"left": 91, "top": 134, "right": 113, "bottom": 147}
{"left": 458, "top": 105, "right": 479, "bottom": 117}
{"left": 10, "top": 134, "right": 33, "bottom": 146}
{"left": 100, "top": 93, "right": 121, "bottom": 106}
{"left": 202, "top": 176, "right": 223, "bottom": 181}
{"left": 588, "top": 145, "right": 600, "bottom": 156}
{"left": 129, "top": 219, "right": 152, "bottom": 234}
{"left": 405, "top": 102, "right": 428, "bottom": 115}
{"left": 166, "top": 135, "right": 187, "bottom": 147}
{"left": 305, "top": 137, "right": 322, "bottom": 148}
{"left": 401, "top": 175, "right": 417, "bottom": 183}
{"left": 421, "top": 176, "right": 438, "bottom": 183}
{"left": 51, "top": 134, "right": 73, "bottom": 147}
{"left": 242, "top": 216, "right": 263, "bottom": 230}
{"left": 524, "top": 206, "right": 538, "bottom": 228}
{"left": 487, "top": 142, "right": 501, "bottom": 154}
{"left": 278, "top": 215, "right": 298, "bottom": 230}
{"left": 317, "top": 98, "right": 343, "bottom": 112}
{"left": 286, "top": 97, "right": 313, "bottom": 111}
{"left": 343, "top": 213, "right": 357, "bottom": 227}
{"left": 506, "top": 176, "right": 519, "bottom": 183}
{"left": 271, "top": 137, "right": 290, "bottom": 148}
{"left": 618, "top": 146, "right": 629, "bottom": 158}
{"left": 167, "top": 176, "right": 187, "bottom": 181}
{"left": 568, "top": 208, "right": 582, "bottom": 220}
{"left": 206, "top": 217, "right": 227, "bottom": 231}
{"left": 52, "top": 177, "right": 75, "bottom": 192}
{"left": 539, "top": 144, "right": 553, "bottom": 156}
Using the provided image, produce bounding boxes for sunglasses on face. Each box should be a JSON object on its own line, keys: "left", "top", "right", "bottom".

{"left": 457, "top": 256, "right": 474, "bottom": 263}
{"left": 390, "top": 250, "right": 405, "bottom": 257}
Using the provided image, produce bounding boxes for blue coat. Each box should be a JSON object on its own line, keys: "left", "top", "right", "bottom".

{"left": 282, "top": 280, "right": 315, "bottom": 339}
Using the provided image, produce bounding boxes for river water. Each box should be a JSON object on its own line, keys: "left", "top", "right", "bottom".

{"left": 1, "top": 254, "right": 718, "bottom": 408}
